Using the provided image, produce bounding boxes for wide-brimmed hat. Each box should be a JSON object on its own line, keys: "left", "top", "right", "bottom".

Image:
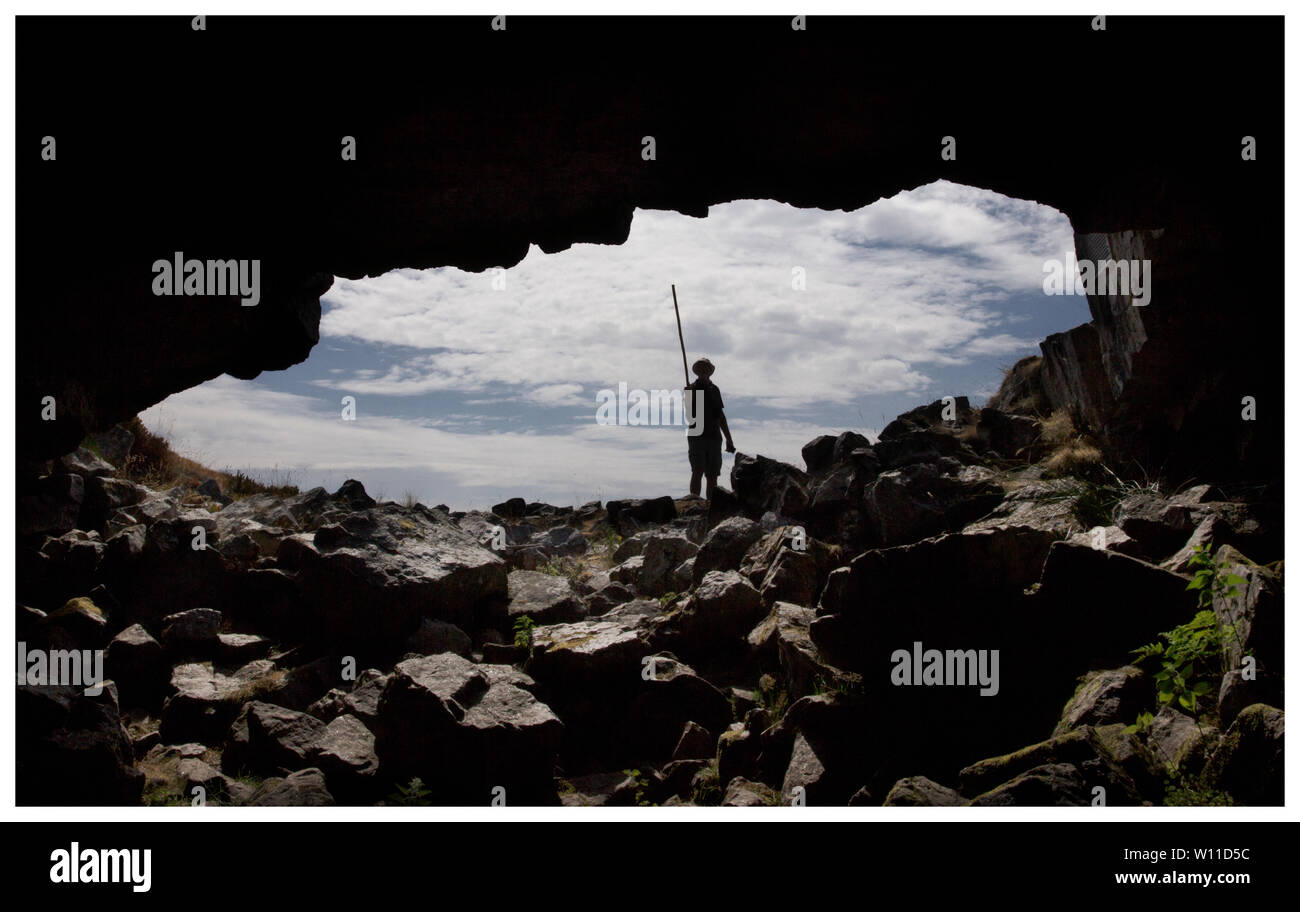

{"left": 692, "top": 357, "right": 715, "bottom": 377}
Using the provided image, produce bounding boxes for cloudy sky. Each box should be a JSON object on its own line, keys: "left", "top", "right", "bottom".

{"left": 141, "top": 180, "right": 1091, "bottom": 510}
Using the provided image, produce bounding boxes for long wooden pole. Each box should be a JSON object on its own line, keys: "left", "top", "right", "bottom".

{"left": 671, "top": 284, "right": 689, "bottom": 386}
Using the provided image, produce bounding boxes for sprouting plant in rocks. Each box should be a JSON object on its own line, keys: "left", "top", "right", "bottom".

{"left": 755, "top": 675, "right": 789, "bottom": 722}
{"left": 1163, "top": 775, "right": 1234, "bottom": 807}
{"left": 691, "top": 762, "right": 723, "bottom": 806}
{"left": 512, "top": 615, "right": 536, "bottom": 655}
{"left": 1131, "top": 612, "right": 1225, "bottom": 720}
{"left": 1186, "top": 543, "right": 1249, "bottom": 644}
{"left": 1129, "top": 542, "right": 1247, "bottom": 729}
{"left": 621, "top": 769, "right": 656, "bottom": 807}
{"left": 539, "top": 557, "right": 584, "bottom": 583}
{"left": 388, "top": 777, "right": 434, "bottom": 806}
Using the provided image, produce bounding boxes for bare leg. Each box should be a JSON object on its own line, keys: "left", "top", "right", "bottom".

{"left": 705, "top": 474, "right": 718, "bottom": 500}
{"left": 690, "top": 470, "right": 703, "bottom": 497}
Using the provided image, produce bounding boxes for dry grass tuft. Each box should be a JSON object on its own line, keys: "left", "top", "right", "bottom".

{"left": 988, "top": 355, "right": 1048, "bottom": 416}
{"left": 1036, "top": 410, "right": 1105, "bottom": 478}
{"left": 1038, "top": 409, "right": 1077, "bottom": 447}
{"left": 1043, "top": 439, "right": 1103, "bottom": 478}
{"left": 114, "top": 416, "right": 298, "bottom": 498}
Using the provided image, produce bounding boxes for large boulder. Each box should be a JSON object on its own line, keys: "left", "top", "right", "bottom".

{"left": 529, "top": 600, "right": 658, "bottom": 695}
{"left": 492, "top": 497, "right": 527, "bottom": 519}
{"left": 1147, "top": 705, "right": 1214, "bottom": 773}
{"left": 25, "top": 594, "right": 109, "bottom": 652}
{"left": 671, "top": 720, "right": 715, "bottom": 761}
{"left": 83, "top": 424, "right": 135, "bottom": 467}
{"left": 722, "top": 776, "right": 779, "bottom": 807}
{"left": 966, "top": 763, "right": 1093, "bottom": 806}
{"left": 692, "top": 516, "right": 762, "bottom": 585}
{"left": 507, "top": 570, "right": 585, "bottom": 624}
{"left": 882, "top": 776, "right": 964, "bottom": 807}
{"left": 374, "top": 653, "right": 563, "bottom": 804}
{"left": 531, "top": 525, "right": 590, "bottom": 559}
{"left": 625, "top": 656, "right": 732, "bottom": 762}
{"left": 1210, "top": 545, "right": 1282, "bottom": 726}
{"left": 976, "top": 407, "right": 1041, "bottom": 459}
{"left": 276, "top": 501, "right": 508, "bottom": 647}
{"left": 810, "top": 535, "right": 1189, "bottom": 790}
{"left": 584, "top": 581, "right": 635, "bottom": 616}
{"left": 17, "top": 683, "right": 144, "bottom": 805}
{"left": 800, "top": 435, "right": 838, "bottom": 474}
{"left": 81, "top": 475, "right": 149, "bottom": 532}
{"left": 1115, "top": 492, "right": 1197, "bottom": 559}
{"left": 1202, "top": 704, "right": 1283, "bottom": 806}
{"left": 755, "top": 539, "right": 842, "bottom": 608}
{"left": 160, "top": 607, "right": 224, "bottom": 655}
{"left": 801, "top": 431, "right": 872, "bottom": 475}
{"left": 307, "top": 668, "right": 389, "bottom": 727}
{"left": 18, "top": 472, "right": 84, "bottom": 539}
{"left": 105, "top": 623, "right": 170, "bottom": 709}
{"left": 636, "top": 533, "right": 699, "bottom": 597}
{"left": 455, "top": 510, "right": 531, "bottom": 553}
{"left": 1053, "top": 666, "right": 1150, "bottom": 736}
{"left": 403, "top": 618, "right": 473, "bottom": 657}
{"left": 244, "top": 768, "right": 335, "bottom": 806}
{"left": 879, "top": 397, "right": 975, "bottom": 440}
{"left": 964, "top": 478, "right": 1087, "bottom": 537}
{"left": 811, "top": 526, "right": 1057, "bottom": 674}
{"left": 760, "top": 694, "right": 877, "bottom": 806}
{"left": 222, "top": 701, "right": 326, "bottom": 776}
{"left": 160, "top": 659, "right": 283, "bottom": 746}
{"left": 606, "top": 496, "right": 677, "bottom": 532}
{"left": 958, "top": 725, "right": 1161, "bottom": 806}
{"left": 651, "top": 570, "right": 763, "bottom": 661}
{"left": 527, "top": 601, "right": 658, "bottom": 768}
{"left": 730, "top": 454, "right": 810, "bottom": 519}
{"left": 861, "top": 462, "right": 1003, "bottom": 548}
{"left": 873, "top": 403, "right": 980, "bottom": 468}
{"left": 308, "top": 713, "right": 380, "bottom": 802}
{"left": 503, "top": 525, "right": 591, "bottom": 571}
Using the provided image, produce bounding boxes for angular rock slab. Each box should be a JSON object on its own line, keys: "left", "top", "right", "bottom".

{"left": 374, "top": 653, "right": 562, "bottom": 805}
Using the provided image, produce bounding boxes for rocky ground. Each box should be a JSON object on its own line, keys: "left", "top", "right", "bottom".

{"left": 15, "top": 390, "right": 1284, "bottom": 807}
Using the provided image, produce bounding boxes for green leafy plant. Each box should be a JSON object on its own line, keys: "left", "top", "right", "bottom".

{"left": 1163, "top": 773, "right": 1234, "bottom": 807}
{"left": 658, "top": 591, "right": 679, "bottom": 609}
{"left": 1130, "top": 610, "right": 1224, "bottom": 716}
{"left": 388, "top": 777, "right": 434, "bottom": 806}
{"left": 1129, "top": 541, "right": 1248, "bottom": 719}
{"left": 621, "top": 768, "right": 656, "bottom": 807}
{"left": 1186, "top": 543, "right": 1247, "bottom": 611}
{"left": 513, "top": 615, "right": 536, "bottom": 654}
{"left": 1124, "top": 710, "right": 1155, "bottom": 736}
{"left": 539, "top": 557, "right": 584, "bottom": 583}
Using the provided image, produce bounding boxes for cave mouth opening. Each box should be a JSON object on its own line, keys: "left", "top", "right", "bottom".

{"left": 138, "top": 181, "right": 1092, "bottom": 512}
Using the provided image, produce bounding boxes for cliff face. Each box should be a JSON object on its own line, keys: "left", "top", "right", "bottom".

{"left": 1042, "top": 218, "right": 1278, "bottom": 483}
{"left": 17, "top": 17, "right": 1281, "bottom": 484}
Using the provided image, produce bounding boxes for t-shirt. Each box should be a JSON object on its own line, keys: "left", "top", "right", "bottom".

{"left": 685, "top": 379, "right": 725, "bottom": 439}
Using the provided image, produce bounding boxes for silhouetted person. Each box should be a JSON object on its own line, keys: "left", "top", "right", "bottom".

{"left": 685, "top": 357, "right": 735, "bottom": 499}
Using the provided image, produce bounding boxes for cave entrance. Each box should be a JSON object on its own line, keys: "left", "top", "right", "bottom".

{"left": 137, "top": 181, "right": 1093, "bottom": 511}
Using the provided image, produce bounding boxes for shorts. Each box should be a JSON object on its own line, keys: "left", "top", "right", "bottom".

{"left": 688, "top": 434, "right": 723, "bottom": 477}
